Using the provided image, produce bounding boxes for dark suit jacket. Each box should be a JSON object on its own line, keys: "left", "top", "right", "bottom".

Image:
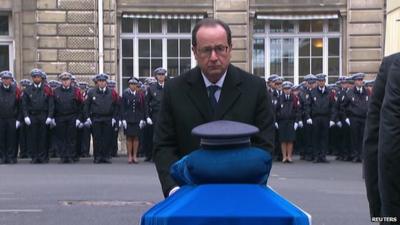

{"left": 363, "top": 52, "right": 400, "bottom": 218}
{"left": 378, "top": 55, "right": 400, "bottom": 219}
{"left": 153, "top": 64, "right": 275, "bottom": 197}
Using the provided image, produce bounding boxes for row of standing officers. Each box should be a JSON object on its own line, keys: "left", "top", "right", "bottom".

{"left": 0, "top": 68, "right": 165, "bottom": 164}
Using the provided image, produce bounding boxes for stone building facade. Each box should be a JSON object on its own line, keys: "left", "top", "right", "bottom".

{"left": 0, "top": 0, "right": 386, "bottom": 89}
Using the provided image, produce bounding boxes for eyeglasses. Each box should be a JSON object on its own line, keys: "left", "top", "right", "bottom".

{"left": 196, "top": 45, "right": 229, "bottom": 57}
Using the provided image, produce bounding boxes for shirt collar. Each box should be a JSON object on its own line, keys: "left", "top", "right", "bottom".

{"left": 34, "top": 83, "right": 41, "bottom": 88}
{"left": 201, "top": 70, "right": 227, "bottom": 89}
{"left": 3, "top": 84, "right": 10, "bottom": 89}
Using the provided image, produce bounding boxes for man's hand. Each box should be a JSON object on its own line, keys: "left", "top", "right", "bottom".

{"left": 24, "top": 117, "right": 31, "bottom": 126}
{"left": 345, "top": 118, "right": 351, "bottom": 126}
{"left": 146, "top": 117, "right": 153, "bottom": 125}
{"left": 45, "top": 117, "right": 52, "bottom": 125}
{"left": 275, "top": 122, "right": 279, "bottom": 129}
{"left": 294, "top": 122, "right": 298, "bottom": 131}
{"left": 329, "top": 121, "right": 335, "bottom": 128}
{"left": 298, "top": 121, "right": 303, "bottom": 128}
{"left": 139, "top": 120, "right": 146, "bottom": 129}
{"left": 122, "top": 120, "right": 127, "bottom": 130}
{"left": 84, "top": 118, "right": 92, "bottom": 127}
{"left": 306, "top": 118, "right": 313, "bottom": 125}
{"left": 16, "top": 121, "right": 21, "bottom": 129}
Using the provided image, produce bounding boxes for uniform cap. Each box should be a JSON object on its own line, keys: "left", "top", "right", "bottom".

{"left": 0, "top": 70, "right": 13, "bottom": 79}
{"left": 282, "top": 81, "right": 293, "bottom": 89}
{"left": 48, "top": 80, "right": 61, "bottom": 88}
{"left": 59, "top": 72, "right": 72, "bottom": 80}
{"left": 154, "top": 67, "right": 167, "bottom": 75}
{"left": 78, "top": 82, "right": 88, "bottom": 89}
{"left": 20, "top": 79, "right": 31, "bottom": 86}
{"left": 128, "top": 78, "right": 140, "bottom": 85}
{"left": 365, "top": 80, "right": 375, "bottom": 87}
{"left": 352, "top": 72, "right": 365, "bottom": 80}
{"left": 191, "top": 120, "right": 259, "bottom": 149}
{"left": 267, "top": 74, "right": 279, "bottom": 82}
{"left": 95, "top": 73, "right": 109, "bottom": 81}
{"left": 272, "top": 76, "right": 284, "bottom": 83}
{"left": 31, "top": 68, "right": 44, "bottom": 78}
{"left": 316, "top": 73, "right": 327, "bottom": 81}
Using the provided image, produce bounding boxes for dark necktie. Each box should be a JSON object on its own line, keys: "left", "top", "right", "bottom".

{"left": 208, "top": 85, "right": 219, "bottom": 112}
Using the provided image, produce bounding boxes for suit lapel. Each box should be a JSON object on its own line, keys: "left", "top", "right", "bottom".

{"left": 214, "top": 65, "right": 242, "bottom": 119}
{"left": 185, "top": 67, "right": 213, "bottom": 121}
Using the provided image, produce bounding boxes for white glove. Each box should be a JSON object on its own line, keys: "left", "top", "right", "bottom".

{"left": 336, "top": 121, "right": 342, "bottom": 128}
{"left": 118, "top": 120, "right": 122, "bottom": 128}
{"left": 76, "top": 119, "right": 81, "bottom": 128}
{"left": 275, "top": 122, "right": 279, "bottom": 129}
{"left": 294, "top": 122, "right": 298, "bottom": 131}
{"left": 45, "top": 117, "right": 52, "bottom": 125}
{"left": 24, "top": 117, "right": 31, "bottom": 126}
{"left": 111, "top": 118, "right": 116, "bottom": 127}
{"left": 146, "top": 117, "right": 153, "bottom": 125}
{"left": 298, "top": 121, "right": 303, "bottom": 128}
{"left": 122, "top": 120, "right": 127, "bottom": 130}
{"left": 168, "top": 186, "right": 180, "bottom": 197}
{"left": 139, "top": 120, "right": 146, "bottom": 129}
{"left": 78, "top": 122, "right": 84, "bottom": 129}
{"left": 50, "top": 118, "right": 56, "bottom": 128}
{"left": 306, "top": 118, "right": 313, "bottom": 125}
{"left": 329, "top": 121, "right": 335, "bottom": 128}
{"left": 16, "top": 121, "right": 21, "bottom": 129}
{"left": 84, "top": 118, "right": 92, "bottom": 127}
{"left": 345, "top": 118, "right": 351, "bottom": 126}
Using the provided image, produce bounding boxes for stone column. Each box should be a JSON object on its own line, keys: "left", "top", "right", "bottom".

{"left": 214, "top": 0, "right": 250, "bottom": 71}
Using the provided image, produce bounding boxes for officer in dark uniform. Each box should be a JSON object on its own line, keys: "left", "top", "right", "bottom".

{"left": 299, "top": 74, "right": 317, "bottom": 161}
{"left": 342, "top": 73, "right": 369, "bottom": 162}
{"left": 22, "top": 68, "right": 55, "bottom": 164}
{"left": 83, "top": 73, "right": 119, "bottom": 163}
{"left": 364, "top": 80, "right": 375, "bottom": 94}
{"left": 305, "top": 73, "right": 336, "bottom": 163}
{"left": 76, "top": 82, "right": 91, "bottom": 157}
{"left": 271, "top": 76, "right": 284, "bottom": 161}
{"left": 18, "top": 79, "right": 31, "bottom": 159}
{"left": 0, "top": 71, "right": 22, "bottom": 164}
{"left": 107, "top": 79, "right": 120, "bottom": 157}
{"left": 48, "top": 80, "right": 61, "bottom": 158}
{"left": 53, "top": 72, "right": 83, "bottom": 163}
{"left": 145, "top": 67, "right": 167, "bottom": 161}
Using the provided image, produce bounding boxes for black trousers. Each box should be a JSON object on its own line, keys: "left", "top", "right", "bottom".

{"left": 350, "top": 117, "right": 366, "bottom": 160}
{"left": 18, "top": 124, "right": 30, "bottom": 158}
{"left": 0, "top": 118, "right": 17, "bottom": 162}
{"left": 336, "top": 122, "right": 351, "bottom": 158}
{"left": 76, "top": 126, "right": 91, "bottom": 157}
{"left": 48, "top": 127, "right": 58, "bottom": 157}
{"left": 295, "top": 127, "right": 305, "bottom": 156}
{"left": 92, "top": 121, "right": 113, "bottom": 161}
{"left": 28, "top": 116, "right": 48, "bottom": 162}
{"left": 312, "top": 116, "right": 330, "bottom": 159}
{"left": 143, "top": 124, "right": 154, "bottom": 159}
{"left": 56, "top": 119, "right": 77, "bottom": 159}
{"left": 304, "top": 122, "right": 314, "bottom": 159}
{"left": 111, "top": 127, "right": 119, "bottom": 157}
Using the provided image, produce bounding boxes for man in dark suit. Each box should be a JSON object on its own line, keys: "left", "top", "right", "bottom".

{"left": 363, "top": 52, "right": 400, "bottom": 221}
{"left": 153, "top": 18, "right": 275, "bottom": 198}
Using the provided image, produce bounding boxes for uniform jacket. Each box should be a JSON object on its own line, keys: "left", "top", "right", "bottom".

{"left": 153, "top": 64, "right": 275, "bottom": 197}
{"left": 276, "top": 94, "right": 301, "bottom": 122}
{"left": 0, "top": 84, "right": 21, "bottom": 119}
{"left": 121, "top": 89, "right": 147, "bottom": 123}
{"left": 146, "top": 82, "right": 164, "bottom": 121}
{"left": 342, "top": 86, "right": 370, "bottom": 119}
{"left": 84, "top": 87, "right": 119, "bottom": 122}
{"left": 53, "top": 86, "right": 83, "bottom": 122}
{"left": 21, "top": 83, "right": 54, "bottom": 121}
{"left": 363, "top": 53, "right": 400, "bottom": 218}
{"left": 305, "top": 86, "right": 336, "bottom": 121}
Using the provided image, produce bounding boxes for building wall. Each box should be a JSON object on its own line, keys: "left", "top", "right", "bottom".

{"left": 385, "top": 0, "right": 400, "bottom": 56}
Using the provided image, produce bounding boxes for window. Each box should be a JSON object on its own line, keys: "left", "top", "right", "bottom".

{"left": 0, "top": 13, "right": 12, "bottom": 73}
{"left": 252, "top": 18, "right": 341, "bottom": 84}
{"left": 120, "top": 15, "right": 201, "bottom": 90}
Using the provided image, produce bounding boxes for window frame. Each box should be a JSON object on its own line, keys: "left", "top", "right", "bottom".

{"left": 0, "top": 12, "right": 14, "bottom": 74}
{"left": 252, "top": 19, "right": 341, "bottom": 84}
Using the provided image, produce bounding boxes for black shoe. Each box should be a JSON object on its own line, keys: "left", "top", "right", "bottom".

{"left": 144, "top": 157, "right": 152, "bottom": 162}
{"left": 9, "top": 159, "right": 17, "bottom": 164}
{"left": 300, "top": 155, "right": 305, "bottom": 160}
{"left": 320, "top": 158, "right": 329, "bottom": 163}
{"left": 352, "top": 157, "right": 362, "bottom": 163}
{"left": 93, "top": 158, "right": 101, "bottom": 164}
{"left": 102, "top": 159, "right": 112, "bottom": 164}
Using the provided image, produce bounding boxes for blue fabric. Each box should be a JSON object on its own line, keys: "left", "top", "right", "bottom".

{"left": 170, "top": 147, "right": 272, "bottom": 185}
{"left": 141, "top": 184, "right": 311, "bottom": 225}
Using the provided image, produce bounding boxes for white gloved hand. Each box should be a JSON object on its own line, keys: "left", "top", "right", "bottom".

{"left": 78, "top": 122, "right": 84, "bottom": 129}
{"left": 16, "top": 121, "right": 21, "bottom": 129}
{"left": 84, "top": 118, "right": 92, "bottom": 127}
{"left": 298, "top": 121, "right": 303, "bottom": 128}
{"left": 76, "top": 119, "right": 81, "bottom": 128}
{"left": 139, "top": 120, "right": 146, "bottom": 129}
{"left": 275, "top": 122, "right": 279, "bottom": 129}
{"left": 146, "top": 117, "right": 153, "bottom": 125}
{"left": 118, "top": 120, "right": 122, "bottom": 128}
{"left": 122, "top": 120, "right": 127, "bottom": 130}
{"left": 24, "top": 117, "right": 31, "bottom": 126}
{"left": 111, "top": 118, "right": 116, "bottom": 127}
{"left": 168, "top": 186, "right": 180, "bottom": 197}
{"left": 306, "top": 118, "right": 313, "bottom": 125}
{"left": 50, "top": 118, "right": 56, "bottom": 128}
{"left": 45, "top": 117, "right": 52, "bottom": 125}
{"left": 336, "top": 121, "right": 342, "bottom": 128}
{"left": 329, "top": 121, "right": 335, "bottom": 128}
{"left": 345, "top": 118, "right": 351, "bottom": 126}
{"left": 294, "top": 122, "right": 298, "bottom": 131}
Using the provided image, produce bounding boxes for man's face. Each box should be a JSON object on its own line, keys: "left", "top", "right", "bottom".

{"left": 2, "top": 78, "right": 12, "bottom": 86}
{"left": 283, "top": 88, "right": 291, "bottom": 95}
{"left": 317, "top": 80, "right": 326, "bottom": 88}
{"left": 156, "top": 74, "right": 166, "bottom": 83}
{"left": 32, "top": 76, "right": 42, "bottom": 84}
{"left": 62, "top": 79, "right": 71, "bottom": 88}
{"left": 354, "top": 79, "right": 363, "bottom": 87}
{"left": 98, "top": 80, "right": 107, "bottom": 88}
{"left": 274, "top": 82, "right": 282, "bottom": 91}
{"left": 341, "top": 83, "right": 347, "bottom": 89}
{"left": 192, "top": 25, "right": 231, "bottom": 83}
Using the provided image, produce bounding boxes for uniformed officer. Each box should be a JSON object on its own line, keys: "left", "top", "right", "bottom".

{"left": 121, "top": 78, "right": 147, "bottom": 163}
{"left": 18, "top": 79, "right": 31, "bottom": 159}
{"left": 83, "top": 73, "right": 119, "bottom": 163}
{"left": 22, "top": 68, "right": 55, "bottom": 164}
{"left": 107, "top": 79, "right": 121, "bottom": 157}
{"left": 364, "top": 80, "right": 375, "bottom": 94}
{"left": 271, "top": 76, "right": 284, "bottom": 161}
{"left": 342, "top": 73, "right": 370, "bottom": 162}
{"left": 276, "top": 81, "right": 300, "bottom": 163}
{"left": 53, "top": 72, "right": 83, "bottom": 163}
{"left": 145, "top": 67, "right": 167, "bottom": 161}
{"left": 48, "top": 80, "right": 61, "bottom": 158}
{"left": 305, "top": 73, "right": 336, "bottom": 163}
{"left": 0, "top": 71, "right": 22, "bottom": 164}
{"left": 76, "top": 82, "right": 91, "bottom": 157}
